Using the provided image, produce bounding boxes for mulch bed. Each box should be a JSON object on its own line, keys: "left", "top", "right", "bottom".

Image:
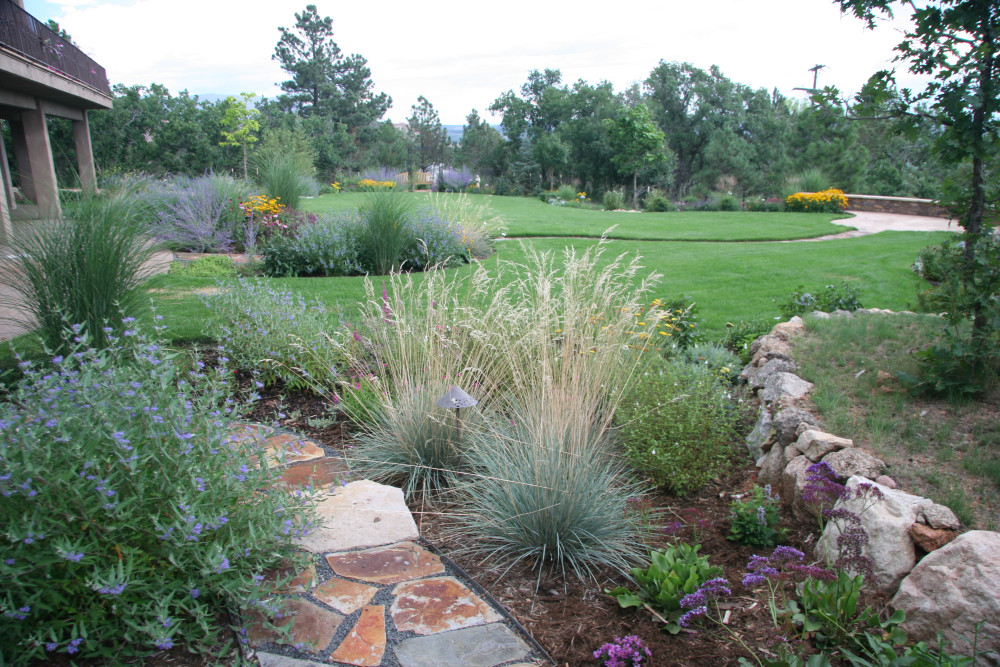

{"left": 245, "top": 382, "right": 884, "bottom": 667}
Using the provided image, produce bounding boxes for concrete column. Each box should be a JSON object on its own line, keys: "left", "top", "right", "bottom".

{"left": 0, "top": 126, "right": 16, "bottom": 210}
{"left": 72, "top": 111, "right": 96, "bottom": 191}
{"left": 9, "top": 120, "right": 34, "bottom": 203}
{"left": 0, "top": 173, "right": 10, "bottom": 243}
{"left": 19, "top": 103, "right": 60, "bottom": 219}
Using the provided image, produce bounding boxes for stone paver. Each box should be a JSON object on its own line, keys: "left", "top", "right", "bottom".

{"left": 248, "top": 598, "right": 344, "bottom": 654}
{"left": 325, "top": 541, "right": 444, "bottom": 585}
{"left": 295, "top": 480, "right": 419, "bottom": 553}
{"left": 391, "top": 576, "right": 501, "bottom": 635}
{"left": 277, "top": 457, "right": 349, "bottom": 490}
{"left": 239, "top": 424, "right": 548, "bottom": 667}
{"left": 328, "top": 604, "right": 386, "bottom": 666}
{"left": 394, "top": 623, "right": 533, "bottom": 667}
{"left": 311, "top": 578, "right": 378, "bottom": 615}
{"left": 263, "top": 432, "right": 326, "bottom": 466}
{"left": 263, "top": 561, "right": 317, "bottom": 594}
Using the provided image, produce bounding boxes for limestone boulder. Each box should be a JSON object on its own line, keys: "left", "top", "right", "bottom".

{"left": 794, "top": 430, "right": 853, "bottom": 461}
{"left": 815, "top": 477, "right": 927, "bottom": 595}
{"left": 745, "top": 402, "right": 774, "bottom": 461}
{"left": 757, "top": 442, "right": 788, "bottom": 490}
{"left": 920, "top": 503, "right": 961, "bottom": 531}
{"left": 892, "top": 531, "right": 1000, "bottom": 663}
{"left": 771, "top": 317, "right": 806, "bottom": 339}
{"left": 822, "top": 447, "right": 885, "bottom": 480}
{"left": 773, "top": 407, "right": 820, "bottom": 447}
{"left": 749, "top": 335, "right": 794, "bottom": 366}
{"left": 762, "top": 373, "right": 813, "bottom": 404}
{"left": 781, "top": 455, "right": 815, "bottom": 521}
{"left": 750, "top": 357, "right": 798, "bottom": 390}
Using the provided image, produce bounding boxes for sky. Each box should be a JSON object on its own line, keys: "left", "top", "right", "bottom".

{"left": 25, "top": 0, "right": 926, "bottom": 125}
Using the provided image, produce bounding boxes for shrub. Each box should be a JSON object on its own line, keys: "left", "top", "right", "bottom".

{"left": 744, "top": 196, "right": 784, "bottom": 212}
{"left": 427, "top": 192, "right": 505, "bottom": 259}
{"left": 148, "top": 174, "right": 250, "bottom": 253}
{"left": 200, "top": 277, "right": 347, "bottom": 390}
{"left": 720, "top": 318, "right": 774, "bottom": 364}
{"left": 607, "top": 543, "right": 724, "bottom": 634}
{"left": 0, "top": 326, "right": 315, "bottom": 664}
{"left": 439, "top": 167, "right": 476, "bottom": 192}
{"left": 261, "top": 213, "right": 361, "bottom": 278}
{"left": 169, "top": 255, "right": 238, "bottom": 278}
{"left": 644, "top": 194, "right": 675, "bottom": 212}
{"left": 779, "top": 281, "right": 864, "bottom": 318}
{"left": 360, "top": 166, "right": 400, "bottom": 184}
{"left": 0, "top": 193, "right": 156, "bottom": 353}
{"left": 728, "top": 485, "right": 785, "bottom": 547}
{"left": 717, "top": 193, "right": 740, "bottom": 211}
{"left": 603, "top": 189, "right": 626, "bottom": 210}
{"left": 617, "top": 357, "right": 740, "bottom": 495}
{"left": 644, "top": 296, "right": 703, "bottom": 352}
{"left": 785, "top": 188, "right": 849, "bottom": 214}
{"left": 677, "top": 342, "right": 741, "bottom": 383}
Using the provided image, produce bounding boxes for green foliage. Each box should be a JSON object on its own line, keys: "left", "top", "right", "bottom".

{"left": 200, "top": 277, "right": 347, "bottom": 390}
{"left": 454, "top": 419, "right": 653, "bottom": 585}
{"left": 677, "top": 342, "right": 741, "bottom": 383}
{"left": 617, "top": 356, "right": 741, "bottom": 495}
{"left": 356, "top": 191, "right": 415, "bottom": 275}
{"left": 728, "top": 485, "right": 785, "bottom": 547}
{"left": 169, "top": 255, "right": 238, "bottom": 278}
{"left": 0, "top": 327, "right": 315, "bottom": 664}
{"left": 721, "top": 318, "right": 775, "bottom": 363}
{"left": 261, "top": 213, "right": 361, "bottom": 278}
{"left": 786, "top": 571, "right": 881, "bottom": 649}
{"left": 272, "top": 4, "right": 389, "bottom": 128}
{"left": 779, "top": 282, "right": 864, "bottom": 319}
{"left": 656, "top": 296, "right": 704, "bottom": 351}
{"left": 607, "top": 543, "right": 723, "bottom": 634}
{"left": 407, "top": 95, "right": 450, "bottom": 169}
{"left": 644, "top": 193, "right": 675, "bottom": 212}
{"left": 253, "top": 147, "right": 314, "bottom": 211}
{"left": 218, "top": 92, "right": 261, "bottom": 178}
{"left": 0, "top": 193, "right": 155, "bottom": 353}
{"left": 908, "top": 235, "right": 1000, "bottom": 398}
{"left": 603, "top": 189, "right": 626, "bottom": 210}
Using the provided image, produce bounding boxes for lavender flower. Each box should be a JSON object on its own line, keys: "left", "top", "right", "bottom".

{"left": 593, "top": 634, "right": 652, "bottom": 667}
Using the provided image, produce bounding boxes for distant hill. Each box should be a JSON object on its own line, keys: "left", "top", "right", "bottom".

{"left": 444, "top": 125, "right": 464, "bottom": 144}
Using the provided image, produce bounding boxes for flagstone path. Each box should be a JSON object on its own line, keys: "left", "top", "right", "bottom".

{"left": 230, "top": 423, "right": 550, "bottom": 667}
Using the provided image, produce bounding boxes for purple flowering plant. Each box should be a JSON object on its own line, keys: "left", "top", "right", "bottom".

{"left": 741, "top": 545, "right": 835, "bottom": 630}
{"left": 593, "top": 634, "right": 652, "bottom": 667}
{"left": 0, "top": 322, "right": 317, "bottom": 663}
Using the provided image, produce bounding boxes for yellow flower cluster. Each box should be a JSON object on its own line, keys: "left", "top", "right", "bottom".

{"left": 358, "top": 179, "right": 397, "bottom": 190}
{"left": 785, "top": 188, "right": 848, "bottom": 213}
{"left": 331, "top": 182, "right": 342, "bottom": 192}
{"left": 240, "top": 194, "right": 283, "bottom": 217}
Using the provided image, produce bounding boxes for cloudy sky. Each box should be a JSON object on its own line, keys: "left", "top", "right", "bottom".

{"left": 25, "top": 0, "right": 924, "bottom": 125}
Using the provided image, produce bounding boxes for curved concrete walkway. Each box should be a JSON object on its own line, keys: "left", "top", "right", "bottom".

{"left": 786, "top": 210, "right": 960, "bottom": 242}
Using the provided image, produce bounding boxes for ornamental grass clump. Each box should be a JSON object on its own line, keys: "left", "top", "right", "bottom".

{"left": 0, "top": 324, "right": 316, "bottom": 664}
{"left": 356, "top": 191, "right": 415, "bottom": 275}
{"left": 200, "top": 277, "right": 348, "bottom": 390}
{"left": 448, "top": 241, "right": 664, "bottom": 583}
{"left": 344, "top": 267, "right": 510, "bottom": 496}
{"left": 0, "top": 191, "right": 156, "bottom": 354}
{"left": 427, "top": 192, "right": 505, "bottom": 259}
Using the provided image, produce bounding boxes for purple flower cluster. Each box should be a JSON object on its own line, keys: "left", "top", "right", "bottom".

{"left": 742, "top": 546, "right": 833, "bottom": 589}
{"left": 593, "top": 634, "right": 652, "bottom": 667}
{"left": 678, "top": 578, "right": 732, "bottom": 628}
{"left": 801, "top": 461, "right": 848, "bottom": 516}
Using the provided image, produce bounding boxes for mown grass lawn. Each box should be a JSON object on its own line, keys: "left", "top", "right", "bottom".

{"left": 148, "top": 193, "right": 950, "bottom": 343}
{"left": 300, "top": 192, "right": 855, "bottom": 241}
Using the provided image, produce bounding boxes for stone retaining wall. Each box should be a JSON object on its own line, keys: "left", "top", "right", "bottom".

{"left": 741, "top": 312, "right": 999, "bottom": 663}
{"left": 844, "top": 194, "right": 950, "bottom": 219}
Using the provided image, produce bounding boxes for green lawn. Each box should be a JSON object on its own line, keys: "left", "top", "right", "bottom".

{"left": 146, "top": 211, "right": 949, "bottom": 343}
{"left": 299, "top": 192, "right": 855, "bottom": 242}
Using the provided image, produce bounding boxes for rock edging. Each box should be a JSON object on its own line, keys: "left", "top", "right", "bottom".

{"left": 739, "top": 313, "right": 1000, "bottom": 664}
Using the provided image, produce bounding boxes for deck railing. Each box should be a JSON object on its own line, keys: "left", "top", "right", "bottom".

{"left": 0, "top": 0, "right": 110, "bottom": 96}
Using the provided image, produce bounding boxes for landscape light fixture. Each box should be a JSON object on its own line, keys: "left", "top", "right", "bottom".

{"left": 435, "top": 385, "right": 477, "bottom": 441}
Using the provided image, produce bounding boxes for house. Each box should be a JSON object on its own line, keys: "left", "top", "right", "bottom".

{"left": 0, "top": 0, "right": 112, "bottom": 231}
